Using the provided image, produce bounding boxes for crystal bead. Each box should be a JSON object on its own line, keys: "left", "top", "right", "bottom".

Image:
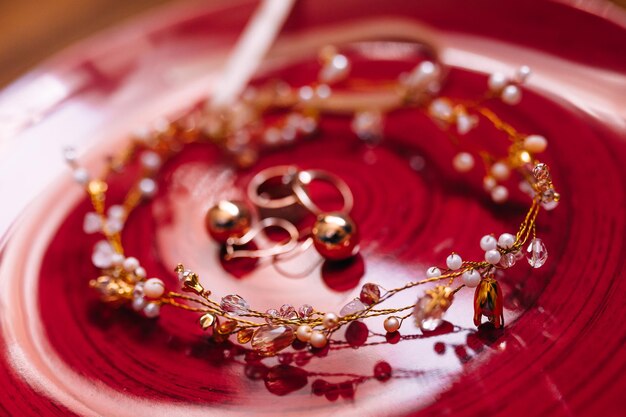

{"left": 251, "top": 325, "right": 295, "bottom": 356}
{"left": 220, "top": 295, "right": 250, "bottom": 315}
{"left": 499, "top": 252, "right": 517, "bottom": 268}
{"left": 526, "top": 238, "right": 548, "bottom": 268}
{"left": 83, "top": 212, "right": 102, "bottom": 234}
{"left": 298, "top": 304, "right": 314, "bottom": 319}
{"left": 340, "top": 298, "right": 366, "bottom": 317}
{"left": 532, "top": 163, "right": 551, "bottom": 183}
{"left": 265, "top": 308, "right": 279, "bottom": 324}
{"left": 216, "top": 319, "right": 237, "bottom": 335}
{"left": 541, "top": 188, "right": 559, "bottom": 204}
{"left": 237, "top": 328, "right": 254, "bottom": 344}
{"left": 359, "top": 283, "right": 381, "bottom": 305}
{"left": 279, "top": 304, "right": 298, "bottom": 320}
{"left": 413, "top": 286, "right": 454, "bottom": 332}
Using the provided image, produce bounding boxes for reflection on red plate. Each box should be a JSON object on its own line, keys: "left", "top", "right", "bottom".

{"left": 0, "top": 1, "right": 625, "bottom": 416}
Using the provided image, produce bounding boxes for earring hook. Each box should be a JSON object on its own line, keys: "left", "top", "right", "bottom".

{"left": 247, "top": 165, "right": 300, "bottom": 210}
{"left": 224, "top": 217, "right": 299, "bottom": 260}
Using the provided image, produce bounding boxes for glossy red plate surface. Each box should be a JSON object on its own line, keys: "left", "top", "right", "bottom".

{"left": 0, "top": 1, "right": 625, "bottom": 416}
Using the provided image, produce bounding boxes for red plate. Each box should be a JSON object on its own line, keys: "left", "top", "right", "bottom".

{"left": 0, "top": 1, "right": 625, "bottom": 416}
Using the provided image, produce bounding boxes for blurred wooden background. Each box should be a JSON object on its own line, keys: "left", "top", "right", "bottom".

{"left": 0, "top": 0, "right": 173, "bottom": 87}
{"left": 0, "top": 0, "right": 624, "bottom": 88}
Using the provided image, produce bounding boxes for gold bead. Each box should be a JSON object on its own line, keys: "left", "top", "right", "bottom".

{"left": 312, "top": 212, "right": 359, "bottom": 260}
{"left": 205, "top": 200, "right": 252, "bottom": 243}
{"left": 199, "top": 313, "right": 215, "bottom": 330}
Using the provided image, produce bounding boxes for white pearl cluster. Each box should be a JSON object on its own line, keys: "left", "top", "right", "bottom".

{"left": 132, "top": 277, "right": 165, "bottom": 318}
{"left": 487, "top": 65, "right": 531, "bottom": 105}
{"left": 479, "top": 232, "right": 518, "bottom": 269}
{"left": 83, "top": 204, "right": 127, "bottom": 235}
{"left": 429, "top": 99, "right": 478, "bottom": 136}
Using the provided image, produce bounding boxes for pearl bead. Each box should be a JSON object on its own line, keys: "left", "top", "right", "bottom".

{"left": 480, "top": 235, "right": 497, "bottom": 251}
{"left": 299, "top": 86, "right": 314, "bottom": 101}
{"left": 485, "top": 249, "right": 502, "bottom": 265}
{"left": 123, "top": 257, "right": 140, "bottom": 272}
{"left": 144, "top": 278, "right": 165, "bottom": 298}
{"left": 143, "top": 302, "right": 160, "bottom": 318}
{"left": 501, "top": 84, "right": 522, "bottom": 105}
{"left": 488, "top": 72, "right": 507, "bottom": 91}
{"left": 498, "top": 233, "right": 516, "bottom": 249}
{"left": 73, "top": 168, "right": 89, "bottom": 185}
{"left": 491, "top": 185, "right": 509, "bottom": 203}
{"left": 63, "top": 147, "right": 78, "bottom": 164}
{"left": 516, "top": 65, "right": 532, "bottom": 82}
{"left": 384, "top": 316, "right": 401, "bottom": 333}
{"left": 107, "top": 205, "right": 126, "bottom": 220}
{"left": 426, "top": 266, "right": 442, "bottom": 278}
{"left": 446, "top": 253, "right": 463, "bottom": 270}
{"left": 483, "top": 176, "right": 497, "bottom": 191}
{"left": 322, "top": 312, "right": 339, "bottom": 329}
{"left": 139, "top": 178, "right": 157, "bottom": 197}
{"left": 491, "top": 162, "right": 510, "bottom": 181}
{"left": 523, "top": 135, "right": 547, "bottom": 153}
{"left": 453, "top": 152, "right": 475, "bottom": 172}
{"left": 309, "top": 330, "right": 327, "bottom": 348}
{"left": 316, "top": 84, "right": 331, "bottom": 99}
{"left": 132, "top": 296, "right": 147, "bottom": 312}
{"left": 462, "top": 269, "right": 481, "bottom": 288}
{"left": 134, "top": 266, "right": 146, "bottom": 279}
{"left": 140, "top": 151, "right": 161, "bottom": 170}
{"left": 111, "top": 253, "right": 124, "bottom": 266}
{"left": 296, "top": 325, "right": 313, "bottom": 342}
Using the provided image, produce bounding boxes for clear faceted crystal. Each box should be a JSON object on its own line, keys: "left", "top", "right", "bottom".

{"left": 414, "top": 296, "right": 445, "bottom": 331}
{"left": 526, "top": 238, "right": 548, "bottom": 268}
{"left": 413, "top": 287, "right": 453, "bottom": 332}
{"left": 298, "top": 304, "right": 314, "bottom": 318}
{"left": 279, "top": 304, "right": 298, "bottom": 320}
{"left": 251, "top": 325, "right": 295, "bottom": 356}
{"left": 265, "top": 308, "right": 279, "bottom": 324}
{"left": 340, "top": 298, "right": 366, "bottom": 317}
{"left": 532, "top": 163, "right": 551, "bottom": 183}
{"left": 220, "top": 294, "right": 250, "bottom": 315}
{"left": 499, "top": 252, "right": 517, "bottom": 268}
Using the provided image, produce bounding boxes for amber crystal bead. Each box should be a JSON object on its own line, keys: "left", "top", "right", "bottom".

{"left": 216, "top": 319, "right": 238, "bottom": 335}
{"left": 237, "top": 328, "right": 254, "bottom": 344}
{"left": 359, "top": 283, "right": 381, "bottom": 305}
{"left": 251, "top": 325, "right": 295, "bottom": 356}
